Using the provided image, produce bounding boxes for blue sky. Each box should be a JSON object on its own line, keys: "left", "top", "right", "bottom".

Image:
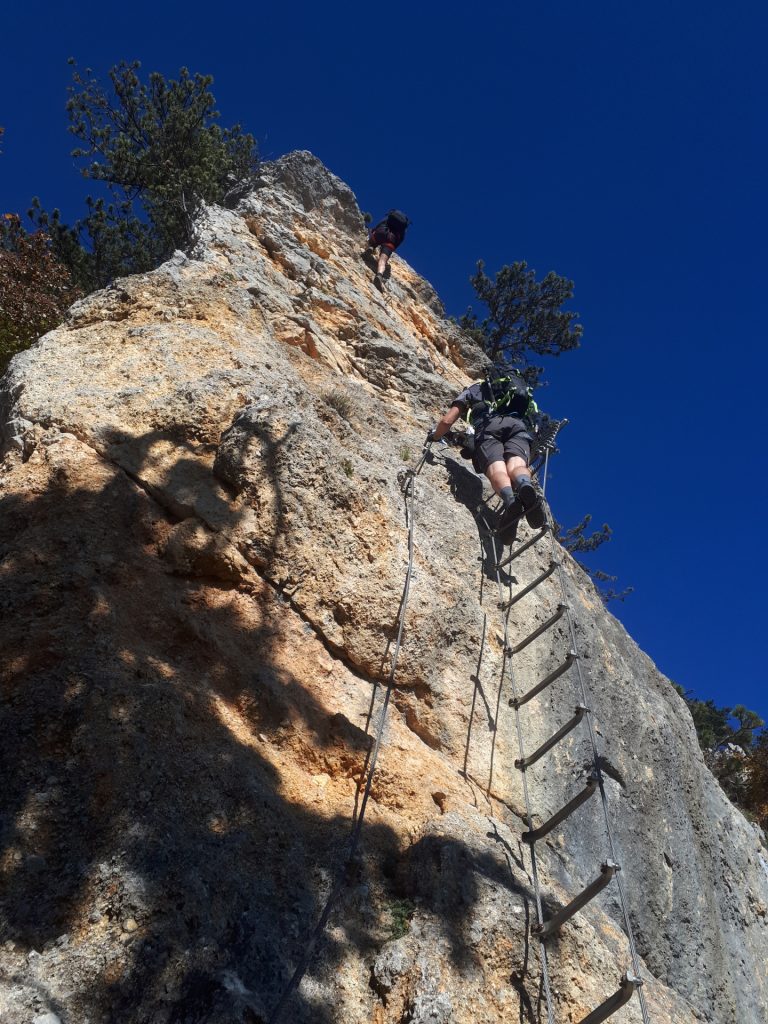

{"left": 2, "top": 1, "right": 766, "bottom": 725}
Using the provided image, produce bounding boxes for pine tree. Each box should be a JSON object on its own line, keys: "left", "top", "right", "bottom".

{"left": 557, "top": 514, "right": 633, "bottom": 603}
{"left": 34, "top": 60, "right": 259, "bottom": 291}
{"left": 461, "top": 260, "right": 582, "bottom": 386}
{"left": 673, "top": 685, "right": 766, "bottom": 825}
{"left": 745, "top": 731, "right": 768, "bottom": 830}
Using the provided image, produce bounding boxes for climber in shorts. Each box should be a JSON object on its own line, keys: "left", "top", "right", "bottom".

{"left": 428, "top": 374, "right": 545, "bottom": 535}
{"left": 366, "top": 210, "right": 409, "bottom": 291}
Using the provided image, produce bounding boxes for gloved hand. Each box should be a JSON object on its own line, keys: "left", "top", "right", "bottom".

{"left": 426, "top": 429, "right": 439, "bottom": 444}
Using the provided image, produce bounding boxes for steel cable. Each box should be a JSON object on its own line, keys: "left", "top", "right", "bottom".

{"left": 534, "top": 458, "right": 651, "bottom": 1023}
{"left": 267, "top": 453, "right": 424, "bottom": 1024}
{"left": 544, "top": 514, "right": 652, "bottom": 1024}
{"left": 427, "top": 435, "right": 649, "bottom": 1023}
{"left": 271, "top": 430, "right": 647, "bottom": 1024}
{"left": 478, "top": 506, "right": 557, "bottom": 1024}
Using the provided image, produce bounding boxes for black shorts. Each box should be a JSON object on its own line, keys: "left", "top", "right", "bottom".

{"left": 471, "top": 416, "right": 532, "bottom": 474}
{"left": 369, "top": 228, "right": 396, "bottom": 253}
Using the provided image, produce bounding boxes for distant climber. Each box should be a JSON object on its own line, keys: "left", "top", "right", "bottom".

{"left": 366, "top": 210, "right": 410, "bottom": 291}
{"left": 428, "top": 374, "right": 545, "bottom": 538}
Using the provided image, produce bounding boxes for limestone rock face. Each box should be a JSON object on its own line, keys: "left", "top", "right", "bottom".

{"left": 1, "top": 151, "right": 766, "bottom": 1024}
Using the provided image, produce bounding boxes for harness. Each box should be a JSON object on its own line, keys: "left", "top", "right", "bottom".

{"left": 464, "top": 376, "right": 539, "bottom": 430}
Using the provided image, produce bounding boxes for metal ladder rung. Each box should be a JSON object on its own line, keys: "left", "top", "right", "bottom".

{"left": 523, "top": 773, "right": 599, "bottom": 843}
{"left": 496, "top": 524, "right": 550, "bottom": 568}
{"left": 510, "top": 651, "right": 578, "bottom": 709}
{"left": 502, "top": 560, "right": 559, "bottom": 609}
{"left": 533, "top": 862, "right": 620, "bottom": 939}
{"left": 515, "top": 705, "right": 589, "bottom": 770}
{"left": 507, "top": 603, "right": 567, "bottom": 656}
{"left": 576, "top": 974, "right": 642, "bottom": 1024}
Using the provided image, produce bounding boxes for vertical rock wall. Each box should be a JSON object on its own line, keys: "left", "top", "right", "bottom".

{"left": 0, "top": 151, "right": 765, "bottom": 1024}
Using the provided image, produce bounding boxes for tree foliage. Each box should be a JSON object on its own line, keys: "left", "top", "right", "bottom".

{"left": 0, "top": 215, "right": 81, "bottom": 372}
{"left": 34, "top": 60, "right": 259, "bottom": 292}
{"left": 559, "top": 514, "right": 612, "bottom": 554}
{"left": 674, "top": 685, "right": 767, "bottom": 830}
{"left": 29, "top": 196, "right": 156, "bottom": 296}
{"left": 461, "top": 260, "right": 582, "bottom": 385}
{"left": 745, "top": 731, "right": 768, "bottom": 830}
{"left": 0, "top": 62, "right": 258, "bottom": 365}
{"left": 557, "top": 514, "right": 633, "bottom": 604}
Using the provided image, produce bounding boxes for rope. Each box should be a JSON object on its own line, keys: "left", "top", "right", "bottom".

{"left": 267, "top": 448, "right": 425, "bottom": 1024}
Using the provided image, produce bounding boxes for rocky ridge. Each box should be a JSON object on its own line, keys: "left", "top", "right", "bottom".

{"left": 0, "top": 151, "right": 766, "bottom": 1024}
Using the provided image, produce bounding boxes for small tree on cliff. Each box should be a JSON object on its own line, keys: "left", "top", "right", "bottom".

{"left": 33, "top": 60, "right": 259, "bottom": 291}
{"left": 745, "top": 731, "right": 768, "bottom": 830}
{"left": 460, "top": 260, "right": 582, "bottom": 386}
{"left": 674, "top": 685, "right": 766, "bottom": 827}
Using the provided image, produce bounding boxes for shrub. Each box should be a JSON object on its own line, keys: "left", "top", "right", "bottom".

{"left": 0, "top": 215, "right": 80, "bottom": 372}
{"left": 323, "top": 388, "right": 356, "bottom": 422}
{"left": 387, "top": 897, "right": 415, "bottom": 939}
{"left": 674, "top": 684, "right": 766, "bottom": 830}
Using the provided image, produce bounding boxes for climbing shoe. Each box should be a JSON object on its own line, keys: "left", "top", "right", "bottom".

{"left": 373, "top": 273, "right": 384, "bottom": 292}
{"left": 517, "top": 482, "right": 546, "bottom": 530}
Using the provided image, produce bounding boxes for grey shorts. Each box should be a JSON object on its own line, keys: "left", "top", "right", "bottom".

{"left": 471, "top": 416, "right": 532, "bottom": 474}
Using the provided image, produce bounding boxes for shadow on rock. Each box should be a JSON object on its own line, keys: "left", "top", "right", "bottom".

{"left": 0, "top": 427, "right": 541, "bottom": 1023}
{"left": 432, "top": 451, "right": 519, "bottom": 586}
{"left": 0, "top": 432, "right": 371, "bottom": 1024}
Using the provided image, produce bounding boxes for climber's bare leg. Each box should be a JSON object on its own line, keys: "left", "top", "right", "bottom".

{"left": 506, "top": 456, "right": 530, "bottom": 485}
{"left": 485, "top": 460, "right": 513, "bottom": 495}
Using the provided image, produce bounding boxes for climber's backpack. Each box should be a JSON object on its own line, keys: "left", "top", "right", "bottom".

{"left": 386, "top": 210, "right": 410, "bottom": 234}
{"left": 468, "top": 373, "right": 534, "bottom": 424}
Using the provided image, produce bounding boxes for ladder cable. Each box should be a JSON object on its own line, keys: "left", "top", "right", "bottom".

{"left": 481, "top": 511, "right": 557, "bottom": 1024}
{"left": 541, "top": 500, "right": 651, "bottom": 1024}
{"left": 490, "top": 430, "right": 650, "bottom": 1023}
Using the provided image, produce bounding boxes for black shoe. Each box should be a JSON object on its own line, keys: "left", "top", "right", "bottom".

{"left": 373, "top": 273, "right": 384, "bottom": 291}
{"left": 496, "top": 498, "right": 524, "bottom": 544}
{"left": 517, "top": 482, "right": 546, "bottom": 529}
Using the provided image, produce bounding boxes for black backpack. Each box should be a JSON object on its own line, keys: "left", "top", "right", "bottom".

{"left": 386, "top": 209, "right": 410, "bottom": 233}
{"left": 486, "top": 374, "right": 531, "bottom": 417}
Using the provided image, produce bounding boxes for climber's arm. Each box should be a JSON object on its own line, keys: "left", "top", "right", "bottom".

{"left": 430, "top": 404, "right": 463, "bottom": 441}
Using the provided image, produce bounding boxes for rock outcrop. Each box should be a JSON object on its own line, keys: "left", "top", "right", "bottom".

{"left": 1, "top": 151, "right": 766, "bottom": 1024}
